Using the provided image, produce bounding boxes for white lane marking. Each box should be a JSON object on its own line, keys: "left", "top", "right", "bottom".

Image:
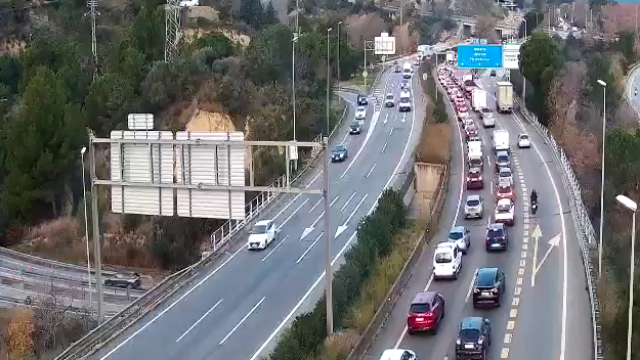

{"left": 382, "top": 141, "right": 388, "bottom": 153}
{"left": 465, "top": 268, "right": 479, "bottom": 303}
{"left": 366, "top": 163, "right": 377, "bottom": 178}
{"left": 510, "top": 112, "right": 568, "bottom": 360}
{"left": 250, "top": 69, "right": 415, "bottom": 360}
{"left": 295, "top": 232, "right": 325, "bottom": 264}
{"left": 261, "top": 236, "right": 289, "bottom": 262}
{"left": 342, "top": 129, "right": 349, "bottom": 143}
{"left": 340, "top": 192, "right": 357, "bottom": 212}
{"left": 490, "top": 181, "right": 494, "bottom": 195}
{"left": 306, "top": 171, "right": 323, "bottom": 188}
{"left": 383, "top": 113, "right": 389, "bottom": 124}
{"left": 389, "top": 127, "right": 394, "bottom": 135}
{"left": 219, "top": 297, "right": 266, "bottom": 345}
{"left": 329, "top": 195, "right": 340, "bottom": 207}
{"left": 176, "top": 299, "right": 223, "bottom": 342}
{"left": 392, "top": 80, "right": 467, "bottom": 350}
{"left": 100, "top": 244, "right": 246, "bottom": 359}
{"left": 309, "top": 211, "right": 324, "bottom": 229}
{"left": 309, "top": 198, "right": 322, "bottom": 213}
{"left": 487, "top": 156, "right": 491, "bottom": 168}
{"left": 277, "top": 199, "right": 309, "bottom": 230}
{"left": 339, "top": 107, "right": 383, "bottom": 179}
{"left": 343, "top": 195, "right": 369, "bottom": 226}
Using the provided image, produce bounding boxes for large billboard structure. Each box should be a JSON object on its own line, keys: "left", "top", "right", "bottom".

{"left": 456, "top": 40, "right": 522, "bottom": 70}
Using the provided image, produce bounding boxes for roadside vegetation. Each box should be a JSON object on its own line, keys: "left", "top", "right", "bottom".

{"left": 514, "top": 11, "right": 640, "bottom": 359}
{"left": 268, "top": 189, "right": 407, "bottom": 360}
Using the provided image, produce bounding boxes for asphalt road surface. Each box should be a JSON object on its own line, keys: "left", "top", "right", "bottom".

{"left": 363, "top": 72, "right": 592, "bottom": 360}
{"left": 89, "top": 60, "right": 426, "bottom": 360}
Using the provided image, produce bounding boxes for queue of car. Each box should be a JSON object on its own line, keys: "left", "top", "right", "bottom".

{"left": 385, "top": 65, "right": 539, "bottom": 360}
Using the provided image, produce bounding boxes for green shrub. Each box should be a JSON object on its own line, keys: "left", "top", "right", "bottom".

{"left": 269, "top": 189, "right": 406, "bottom": 360}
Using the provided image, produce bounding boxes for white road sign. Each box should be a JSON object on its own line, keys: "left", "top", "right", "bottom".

{"left": 502, "top": 44, "right": 521, "bottom": 70}
{"left": 374, "top": 32, "right": 396, "bottom": 55}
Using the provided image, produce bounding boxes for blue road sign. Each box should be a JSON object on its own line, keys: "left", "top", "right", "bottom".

{"left": 457, "top": 44, "right": 503, "bottom": 69}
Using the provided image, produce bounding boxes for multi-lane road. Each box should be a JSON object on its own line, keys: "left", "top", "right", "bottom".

{"left": 87, "top": 58, "right": 426, "bottom": 360}
{"left": 627, "top": 64, "right": 640, "bottom": 119}
{"left": 363, "top": 71, "right": 593, "bottom": 360}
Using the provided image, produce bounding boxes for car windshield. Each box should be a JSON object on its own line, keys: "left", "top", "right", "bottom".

{"left": 386, "top": 94, "right": 393, "bottom": 99}
{"left": 449, "top": 230, "right": 463, "bottom": 240}
{"left": 251, "top": 224, "right": 267, "bottom": 234}
{"left": 497, "top": 202, "right": 511, "bottom": 211}
{"left": 333, "top": 145, "right": 345, "bottom": 152}
{"left": 460, "top": 328, "right": 481, "bottom": 342}
{"left": 400, "top": 97, "right": 410, "bottom": 103}
{"left": 409, "top": 303, "right": 431, "bottom": 313}
{"left": 467, "top": 199, "right": 480, "bottom": 207}
{"left": 435, "top": 251, "right": 453, "bottom": 263}
{"left": 476, "top": 272, "right": 496, "bottom": 287}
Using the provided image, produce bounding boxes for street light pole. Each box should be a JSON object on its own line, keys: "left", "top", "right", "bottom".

{"left": 326, "top": 28, "right": 332, "bottom": 136}
{"left": 337, "top": 21, "right": 342, "bottom": 93}
{"left": 88, "top": 140, "right": 104, "bottom": 323}
{"left": 323, "top": 136, "right": 333, "bottom": 336}
{"left": 292, "top": 34, "right": 298, "bottom": 142}
{"left": 80, "top": 147, "right": 92, "bottom": 312}
{"left": 615, "top": 194, "right": 638, "bottom": 360}
{"left": 523, "top": 19, "right": 527, "bottom": 102}
{"left": 597, "top": 79, "right": 607, "bottom": 278}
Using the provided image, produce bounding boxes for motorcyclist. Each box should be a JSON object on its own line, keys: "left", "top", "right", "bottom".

{"left": 530, "top": 189, "right": 538, "bottom": 205}
{"left": 635, "top": 87, "right": 638, "bottom": 96}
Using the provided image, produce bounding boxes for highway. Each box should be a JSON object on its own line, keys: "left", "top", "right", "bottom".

{"left": 363, "top": 71, "right": 592, "bottom": 360}
{"left": 87, "top": 59, "right": 426, "bottom": 360}
{"left": 626, "top": 64, "right": 640, "bottom": 119}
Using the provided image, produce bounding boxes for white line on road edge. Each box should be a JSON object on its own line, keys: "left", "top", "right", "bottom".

{"left": 261, "top": 236, "right": 290, "bottom": 262}
{"left": 295, "top": 233, "right": 325, "bottom": 264}
{"left": 176, "top": 299, "right": 223, "bottom": 342}
{"left": 342, "top": 195, "right": 369, "bottom": 228}
{"left": 219, "top": 297, "right": 266, "bottom": 345}
{"left": 465, "top": 268, "right": 479, "bottom": 303}
{"left": 510, "top": 112, "right": 568, "bottom": 360}
{"left": 249, "top": 69, "right": 417, "bottom": 360}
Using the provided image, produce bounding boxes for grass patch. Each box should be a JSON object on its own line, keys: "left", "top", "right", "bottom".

{"left": 341, "top": 67, "right": 382, "bottom": 94}
{"left": 313, "top": 221, "right": 427, "bottom": 360}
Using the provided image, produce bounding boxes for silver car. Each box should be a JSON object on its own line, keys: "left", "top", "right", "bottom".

{"left": 384, "top": 93, "right": 395, "bottom": 107}
{"left": 498, "top": 167, "right": 513, "bottom": 186}
{"left": 464, "top": 194, "right": 484, "bottom": 219}
{"left": 355, "top": 106, "right": 367, "bottom": 120}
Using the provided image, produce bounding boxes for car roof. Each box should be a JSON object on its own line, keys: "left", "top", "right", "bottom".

{"left": 496, "top": 150, "right": 509, "bottom": 156}
{"left": 334, "top": 143, "right": 346, "bottom": 149}
{"left": 255, "top": 220, "right": 272, "bottom": 226}
{"left": 488, "top": 223, "right": 505, "bottom": 230}
{"left": 466, "top": 194, "right": 481, "bottom": 201}
{"left": 436, "top": 242, "right": 456, "bottom": 251}
{"left": 497, "top": 198, "right": 512, "bottom": 206}
{"left": 380, "top": 349, "right": 415, "bottom": 360}
{"left": 411, "top": 291, "right": 436, "bottom": 304}
{"left": 450, "top": 225, "right": 465, "bottom": 232}
{"left": 386, "top": 93, "right": 394, "bottom": 96}
{"left": 499, "top": 167, "right": 511, "bottom": 173}
{"left": 519, "top": 133, "right": 529, "bottom": 137}
{"left": 460, "top": 316, "right": 485, "bottom": 330}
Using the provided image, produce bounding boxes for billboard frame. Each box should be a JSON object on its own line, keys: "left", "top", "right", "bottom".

{"left": 456, "top": 44, "right": 504, "bottom": 69}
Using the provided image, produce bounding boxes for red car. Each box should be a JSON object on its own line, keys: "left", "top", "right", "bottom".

{"left": 496, "top": 184, "right": 515, "bottom": 201}
{"left": 457, "top": 103, "right": 468, "bottom": 113}
{"left": 407, "top": 291, "right": 445, "bottom": 334}
{"left": 467, "top": 168, "right": 484, "bottom": 189}
{"left": 465, "top": 125, "right": 477, "bottom": 140}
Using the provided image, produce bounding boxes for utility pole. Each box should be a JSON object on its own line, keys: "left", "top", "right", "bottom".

{"left": 89, "top": 135, "right": 105, "bottom": 323}
{"left": 165, "top": 0, "right": 180, "bottom": 61}
{"left": 85, "top": 0, "right": 99, "bottom": 75}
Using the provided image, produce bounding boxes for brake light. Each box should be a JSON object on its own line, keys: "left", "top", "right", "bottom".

{"left": 467, "top": 177, "right": 471, "bottom": 181}
{"left": 478, "top": 176, "right": 482, "bottom": 181}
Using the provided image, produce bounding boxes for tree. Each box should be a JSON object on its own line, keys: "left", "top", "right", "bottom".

{"left": 263, "top": 1, "right": 278, "bottom": 26}
{"left": 519, "top": 10, "right": 544, "bottom": 38}
{"left": 7, "top": 309, "right": 34, "bottom": 360}
{"left": 148, "top": 217, "right": 201, "bottom": 270}
{"left": 243, "top": 23, "right": 293, "bottom": 85}
{"left": 239, "top": 0, "right": 264, "bottom": 29}
{"left": 130, "top": 6, "right": 165, "bottom": 62}
{"left": 0, "top": 55, "right": 22, "bottom": 95}
{"left": 617, "top": 30, "right": 636, "bottom": 67}
{"left": 2, "top": 67, "right": 83, "bottom": 221}
{"left": 84, "top": 73, "right": 136, "bottom": 136}
{"left": 585, "top": 53, "right": 617, "bottom": 113}
{"left": 192, "top": 32, "right": 234, "bottom": 61}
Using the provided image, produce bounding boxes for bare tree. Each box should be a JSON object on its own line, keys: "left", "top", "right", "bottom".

{"left": 392, "top": 24, "right": 416, "bottom": 55}
{"left": 344, "top": 14, "right": 388, "bottom": 48}
{"left": 547, "top": 62, "right": 585, "bottom": 143}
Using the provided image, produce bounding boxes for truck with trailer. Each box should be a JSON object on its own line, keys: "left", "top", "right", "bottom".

{"left": 495, "top": 81, "right": 513, "bottom": 113}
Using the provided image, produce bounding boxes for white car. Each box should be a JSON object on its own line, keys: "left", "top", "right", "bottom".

{"left": 355, "top": 106, "right": 367, "bottom": 120}
{"left": 494, "top": 198, "right": 515, "bottom": 226}
{"left": 179, "top": 0, "right": 199, "bottom": 6}
{"left": 380, "top": 349, "right": 417, "bottom": 360}
{"left": 480, "top": 108, "right": 495, "bottom": 127}
{"left": 464, "top": 194, "right": 484, "bottom": 219}
{"left": 384, "top": 93, "right": 395, "bottom": 107}
{"left": 247, "top": 220, "right": 277, "bottom": 250}
{"left": 433, "top": 242, "right": 462, "bottom": 280}
{"left": 518, "top": 133, "right": 531, "bottom": 148}
{"left": 498, "top": 167, "right": 513, "bottom": 185}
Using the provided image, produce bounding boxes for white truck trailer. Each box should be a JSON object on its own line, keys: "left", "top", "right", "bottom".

{"left": 472, "top": 89, "right": 487, "bottom": 112}
{"left": 495, "top": 81, "right": 513, "bottom": 113}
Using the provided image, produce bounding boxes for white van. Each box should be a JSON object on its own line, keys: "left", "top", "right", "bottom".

{"left": 492, "top": 129, "right": 510, "bottom": 153}
{"left": 433, "top": 243, "right": 462, "bottom": 280}
{"left": 403, "top": 62, "right": 413, "bottom": 79}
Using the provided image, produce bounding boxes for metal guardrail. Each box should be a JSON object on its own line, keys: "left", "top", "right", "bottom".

{"left": 513, "top": 98, "right": 603, "bottom": 360}
{"left": 53, "top": 262, "right": 201, "bottom": 360}
{"left": 0, "top": 246, "right": 117, "bottom": 276}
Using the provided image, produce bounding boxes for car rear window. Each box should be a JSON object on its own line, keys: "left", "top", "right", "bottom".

{"left": 487, "top": 228, "right": 503, "bottom": 237}
{"left": 476, "top": 272, "right": 496, "bottom": 287}
{"left": 498, "top": 187, "right": 510, "bottom": 193}
{"left": 497, "top": 203, "right": 511, "bottom": 212}
{"left": 409, "top": 303, "right": 431, "bottom": 313}
{"left": 435, "top": 251, "right": 452, "bottom": 263}
{"left": 520, "top": 135, "right": 529, "bottom": 139}
{"left": 467, "top": 199, "right": 480, "bottom": 206}
{"left": 497, "top": 155, "right": 509, "bottom": 163}
{"left": 460, "top": 328, "right": 481, "bottom": 342}
{"left": 449, "top": 230, "right": 463, "bottom": 240}
{"left": 500, "top": 169, "right": 511, "bottom": 177}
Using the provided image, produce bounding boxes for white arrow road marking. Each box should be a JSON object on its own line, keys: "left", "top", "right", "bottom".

{"left": 532, "top": 234, "right": 561, "bottom": 285}
{"left": 335, "top": 194, "right": 368, "bottom": 239}
{"left": 530, "top": 224, "right": 542, "bottom": 286}
{"left": 299, "top": 228, "right": 314, "bottom": 241}
{"left": 402, "top": 112, "right": 406, "bottom": 123}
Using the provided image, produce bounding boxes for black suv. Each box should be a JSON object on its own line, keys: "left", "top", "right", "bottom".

{"left": 472, "top": 268, "right": 505, "bottom": 308}
{"left": 485, "top": 223, "right": 508, "bottom": 251}
{"left": 455, "top": 317, "right": 492, "bottom": 360}
{"left": 357, "top": 94, "right": 368, "bottom": 106}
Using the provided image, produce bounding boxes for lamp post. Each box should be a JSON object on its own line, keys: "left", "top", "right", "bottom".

{"left": 337, "top": 21, "right": 342, "bottom": 94}
{"left": 615, "top": 194, "right": 637, "bottom": 360}
{"left": 292, "top": 33, "right": 299, "bottom": 142}
{"left": 597, "top": 79, "right": 607, "bottom": 278}
{"left": 325, "top": 27, "right": 334, "bottom": 337}
{"left": 326, "top": 27, "right": 332, "bottom": 136}
{"left": 522, "top": 19, "right": 528, "bottom": 102}
{"left": 80, "top": 147, "right": 92, "bottom": 311}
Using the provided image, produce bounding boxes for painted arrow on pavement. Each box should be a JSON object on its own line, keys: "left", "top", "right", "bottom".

{"left": 531, "top": 223, "right": 561, "bottom": 287}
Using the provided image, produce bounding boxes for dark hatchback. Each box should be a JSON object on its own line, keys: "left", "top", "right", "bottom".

{"left": 485, "top": 223, "right": 508, "bottom": 251}
{"left": 456, "top": 317, "right": 492, "bottom": 360}
{"left": 349, "top": 121, "right": 362, "bottom": 135}
{"left": 331, "top": 144, "right": 348, "bottom": 163}
{"left": 472, "top": 268, "right": 505, "bottom": 308}
{"left": 357, "top": 94, "right": 368, "bottom": 106}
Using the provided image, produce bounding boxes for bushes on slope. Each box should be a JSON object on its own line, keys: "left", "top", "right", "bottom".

{"left": 269, "top": 189, "right": 406, "bottom": 360}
